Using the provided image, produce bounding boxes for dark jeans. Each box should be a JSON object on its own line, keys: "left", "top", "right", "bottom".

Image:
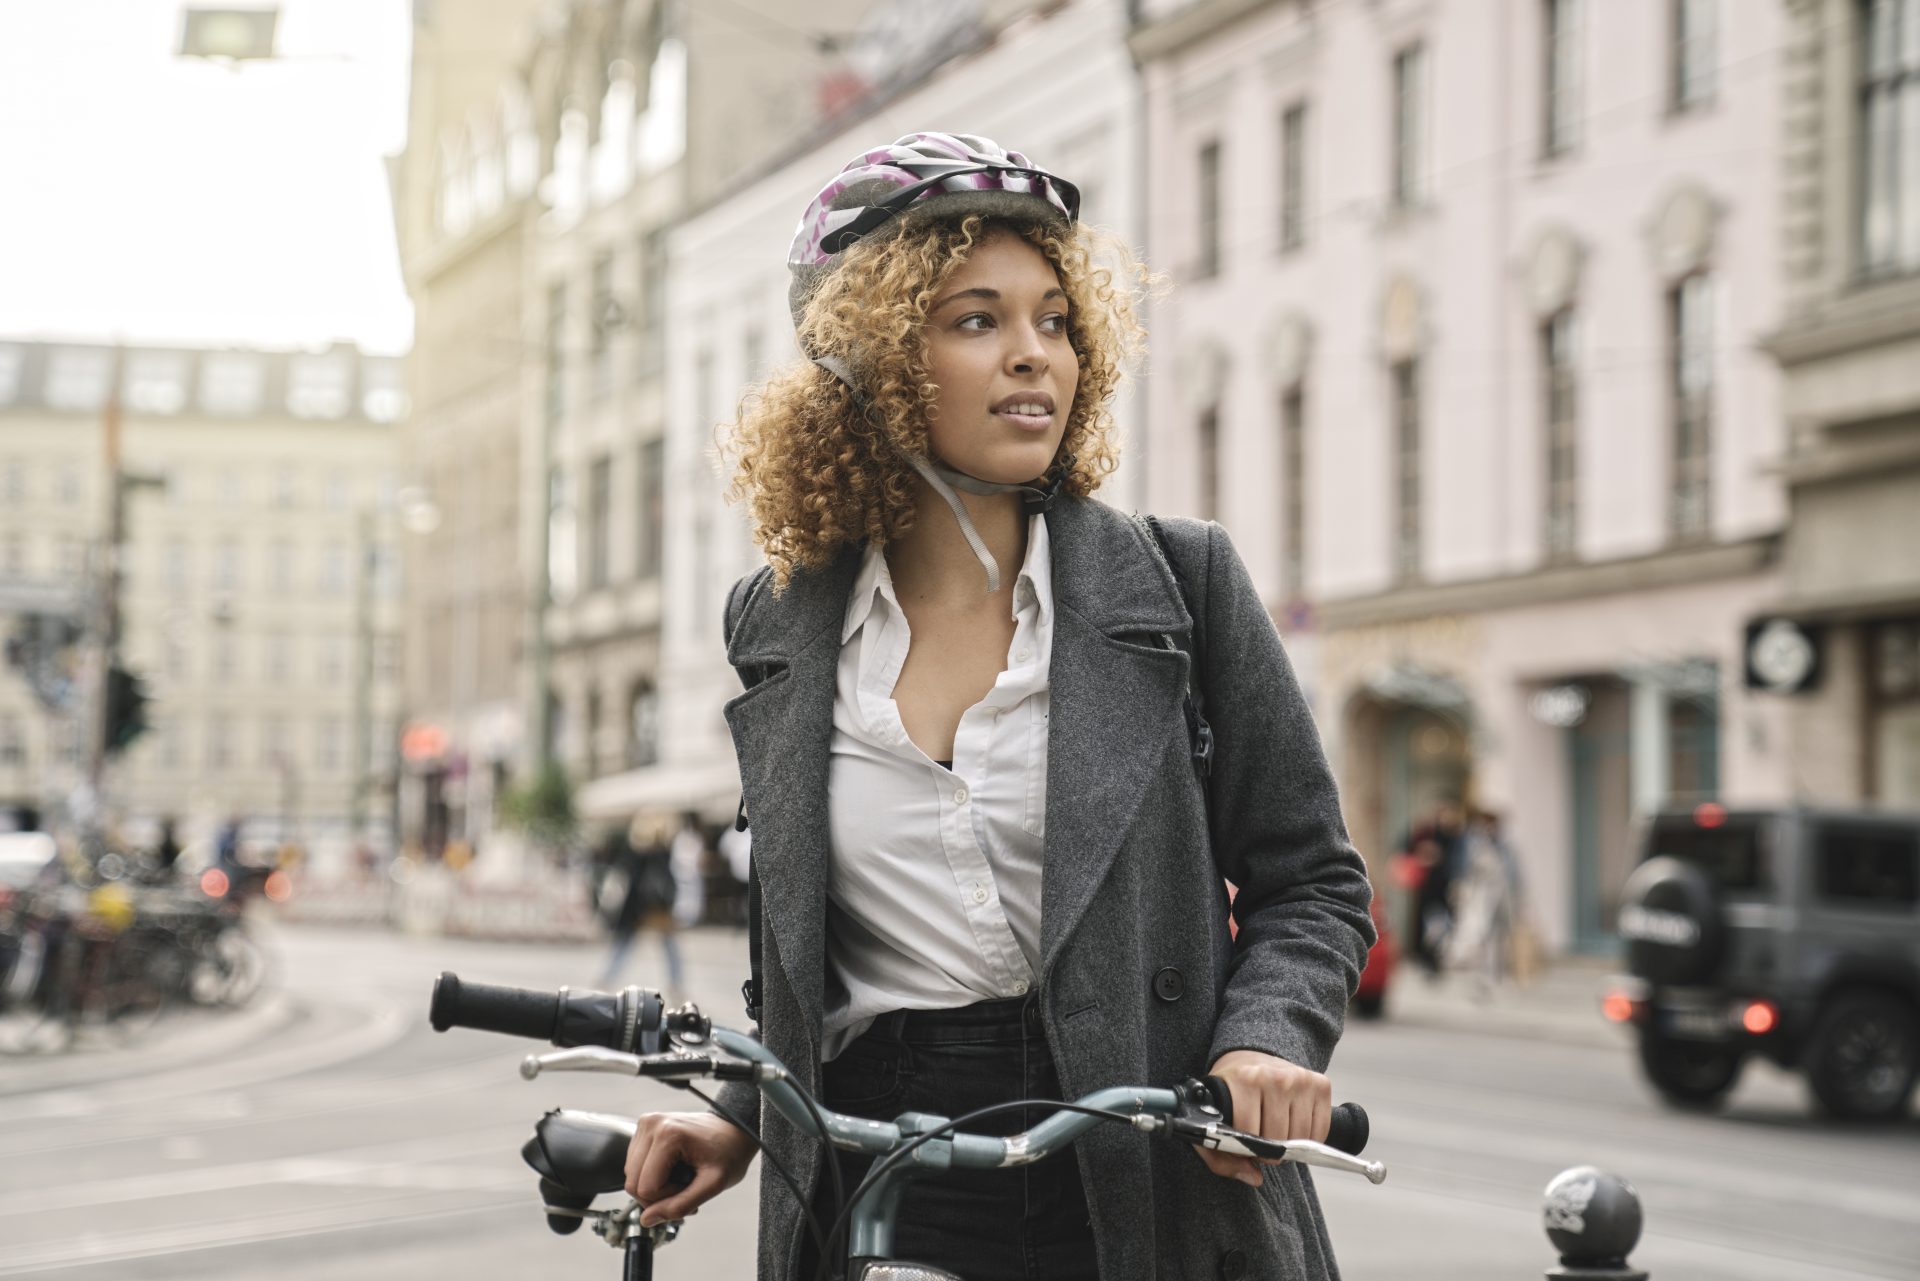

{"left": 798, "top": 994, "right": 1100, "bottom": 1281}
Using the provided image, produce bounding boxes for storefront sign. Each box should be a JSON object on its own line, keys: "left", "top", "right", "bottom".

{"left": 1744, "top": 619, "right": 1822, "bottom": 694}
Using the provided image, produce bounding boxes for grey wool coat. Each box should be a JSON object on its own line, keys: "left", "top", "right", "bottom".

{"left": 712, "top": 495, "right": 1375, "bottom": 1281}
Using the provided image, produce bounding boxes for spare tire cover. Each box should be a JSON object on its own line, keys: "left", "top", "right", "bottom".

{"left": 1618, "top": 856, "right": 1725, "bottom": 986}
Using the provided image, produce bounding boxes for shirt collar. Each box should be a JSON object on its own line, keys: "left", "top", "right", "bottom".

{"left": 840, "top": 512, "right": 1053, "bottom": 644}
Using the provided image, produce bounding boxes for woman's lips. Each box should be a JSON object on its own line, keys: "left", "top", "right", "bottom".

{"left": 994, "top": 409, "right": 1054, "bottom": 432}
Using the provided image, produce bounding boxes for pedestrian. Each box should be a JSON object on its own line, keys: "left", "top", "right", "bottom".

{"left": 152, "top": 816, "right": 182, "bottom": 877}
{"left": 1446, "top": 808, "right": 1523, "bottom": 992}
{"left": 668, "top": 811, "right": 706, "bottom": 929}
{"left": 621, "top": 133, "right": 1374, "bottom": 1280}
{"left": 598, "top": 811, "right": 685, "bottom": 995}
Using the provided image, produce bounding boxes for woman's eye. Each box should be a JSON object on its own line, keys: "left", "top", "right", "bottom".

{"left": 957, "top": 313, "right": 993, "bottom": 331}
{"left": 1040, "top": 314, "right": 1069, "bottom": 335}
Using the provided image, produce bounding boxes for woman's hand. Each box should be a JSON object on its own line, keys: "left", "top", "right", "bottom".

{"left": 625, "top": 1111, "right": 757, "bottom": 1227}
{"left": 1199, "top": 1049, "right": 1332, "bottom": 1188}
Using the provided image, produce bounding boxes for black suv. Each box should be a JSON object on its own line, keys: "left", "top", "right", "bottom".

{"left": 1610, "top": 806, "right": 1920, "bottom": 1120}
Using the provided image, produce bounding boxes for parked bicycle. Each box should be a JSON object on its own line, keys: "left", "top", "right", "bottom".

{"left": 430, "top": 972, "right": 1385, "bottom": 1281}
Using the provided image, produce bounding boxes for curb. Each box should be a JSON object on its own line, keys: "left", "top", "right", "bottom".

{"left": 0, "top": 988, "right": 304, "bottom": 1098}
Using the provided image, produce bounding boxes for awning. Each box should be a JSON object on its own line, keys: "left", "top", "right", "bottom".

{"left": 575, "top": 759, "right": 742, "bottom": 824}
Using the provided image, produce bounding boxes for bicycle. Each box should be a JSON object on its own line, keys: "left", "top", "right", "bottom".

{"left": 430, "top": 972, "right": 1386, "bottom": 1281}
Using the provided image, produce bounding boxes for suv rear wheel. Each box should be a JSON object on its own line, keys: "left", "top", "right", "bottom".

{"left": 1638, "top": 1030, "right": 1743, "bottom": 1109}
{"left": 1806, "top": 992, "right": 1919, "bottom": 1121}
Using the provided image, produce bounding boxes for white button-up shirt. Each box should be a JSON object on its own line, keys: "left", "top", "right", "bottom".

{"left": 822, "top": 514, "right": 1053, "bottom": 1060}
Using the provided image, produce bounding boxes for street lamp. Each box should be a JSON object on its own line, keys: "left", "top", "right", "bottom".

{"left": 178, "top": 8, "right": 280, "bottom": 62}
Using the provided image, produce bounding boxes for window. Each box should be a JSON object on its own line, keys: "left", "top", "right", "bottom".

{"left": 545, "top": 282, "right": 567, "bottom": 424}
{"left": 166, "top": 539, "right": 190, "bottom": 593}
{"left": 1197, "top": 140, "right": 1222, "bottom": 278}
{"left": 1392, "top": 361, "right": 1422, "bottom": 581}
{"left": 325, "top": 471, "right": 352, "bottom": 512}
{"left": 1816, "top": 824, "right": 1919, "bottom": 906}
{"left": 214, "top": 538, "right": 241, "bottom": 593}
{"left": 271, "top": 539, "right": 295, "bottom": 594}
{"left": 627, "top": 679, "right": 659, "bottom": 768}
{"left": 1672, "top": 0, "right": 1718, "bottom": 111}
{"left": 589, "top": 252, "right": 615, "bottom": 400}
{"left": 1543, "top": 0, "right": 1583, "bottom": 156}
{"left": 362, "top": 360, "right": 408, "bottom": 423}
{"left": 321, "top": 541, "right": 350, "bottom": 595}
{"left": 1669, "top": 273, "right": 1714, "bottom": 540}
{"left": 207, "top": 714, "right": 231, "bottom": 770}
{"left": 1280, "top": 387, "right": 1307, "bottom": 598}
{"left": 2, "top": 533, "right": 22, "bottom": 575}
{"left": 1280, "top": 103, "right": 1309, "bottom": 252}
{"left": 0, "top": 345, "right": 22, "bottom": 402}
{"left": 635, "top": 228, "right": 667, "bottom": 380}
{"left": 200, "top": 353, "right": 265, "bottom": 416}
{"left": 1860, "top": 0, "right": 1920, "bottom": 277}
{"left": 585, "top": 686, "right": 603, "bottom": 777}
{"left": 126, "top": 353, "right": 188, "bottom": 414}
{"left": 316, "top": 717, "right": 344, "bottom": 772}
{"left": 56, "top": 462, "right": 80, "bottom": 504}
{"left": 3, "top": 460, "right": 23, "bottom": 503}
{"left": 46, "top": 349, "right": 112, "bottom": 411}
{"left": 1197, "top": 405, "right": 1221, "bottom": 521}
{"left": 586, "top": 453, "right": 611, "bottom": 590}
{"left": 1543, "top": 309, "right": 1579, "bottom": 559}
{"left": 0, "top": 715, "right": 23, "bottom": 767}
{"left": 375, "top": 633, "right": 401, "bottom": 682}
{"left": 1392, "top": 44, "right": 1429, "bottom": 208}
{"left": 319, "top": 636, "right": 348, "bottom": 685}
{"left": 638, "top": 438, "right": 664, "bottom": 580}
{"left": 213, "top": 632, "right": 237, "bottom": 684}
{"left": 266, "top": 633, "right": 289, "bottom": 682}
{"left": 260, "top": 716, "right": 285, "bottom": 769}
{"left": 288, "top": 353, "right": 353, "bottom": 419}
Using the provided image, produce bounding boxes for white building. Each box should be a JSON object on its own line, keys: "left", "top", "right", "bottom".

{"left": 596, "top": 0, "right": 1147, "bottom": 825}
{"left": 1133, "top": 0, "right": 1793, "bottom": 951}
{"left": 0, "top": 340, "right": 405, "bottom": 861}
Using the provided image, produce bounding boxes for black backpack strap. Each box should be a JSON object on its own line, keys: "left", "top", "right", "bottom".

{"left": 1136, "top": 514, "right": 1214, "bottom": 783}
{"left": 722, "top": 567, "right": 772, "bottom": 1028}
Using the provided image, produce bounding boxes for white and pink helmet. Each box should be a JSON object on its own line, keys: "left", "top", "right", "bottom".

{"left": 789, "top": 132, "right": 1081, "bottom": 593}
{"left": 786, "top": 131, "right": 1080, "bottom": 330}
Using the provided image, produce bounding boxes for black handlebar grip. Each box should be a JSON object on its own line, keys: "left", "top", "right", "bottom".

{"left": 1324, "top": 1103, "right": 1369, "bottom": 1156}
{"left": 430, "top": 972, "right": 559, "bottom": 1041}
{"left": 1198, "top": 1076, "right": 1370, "bottom": 1157}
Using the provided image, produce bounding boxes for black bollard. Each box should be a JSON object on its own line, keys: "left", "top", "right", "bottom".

{"left": 1541, "top": 1165, "right": 1647, "bottom": 1281}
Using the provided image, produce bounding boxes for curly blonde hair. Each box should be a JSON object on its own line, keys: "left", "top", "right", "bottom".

{"left": 723, "top": 213, "right": 1147, "bottom": 588}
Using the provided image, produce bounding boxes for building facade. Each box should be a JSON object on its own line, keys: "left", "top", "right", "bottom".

{"left": 612, "top": 0, "right": 1149, "bottom": 826}
{"left": 1765, "top": 0, "right": 1920, "bottom": 808}
{"left": 0, "top": 340, "right": 404, "bottom": 860}
{"left": 1134, "top": 0, "right": 1794, "bottom": 951}
{"left": 393, "top": 0, "right": 552, "bottom": 859}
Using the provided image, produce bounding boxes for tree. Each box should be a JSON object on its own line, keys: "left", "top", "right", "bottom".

{"left": 497, "top": 762, "right": 576, "bottom": 855}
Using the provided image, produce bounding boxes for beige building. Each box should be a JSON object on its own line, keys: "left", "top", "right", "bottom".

{"left": 1765, "top": 0, "right": 1920, "bottom": 808}
{"left": 525, "top": 0, "right": 873, "bottom": 820}
{"left": 0, "top": 340, "right": 404, "bottom": 859}
{"left": 393, "top": 0, "right": 552, "bottom": 856}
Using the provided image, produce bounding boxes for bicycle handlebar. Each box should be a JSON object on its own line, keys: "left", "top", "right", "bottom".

{"left": 432, "top": 972, "right": 1384, "bottom": 1184}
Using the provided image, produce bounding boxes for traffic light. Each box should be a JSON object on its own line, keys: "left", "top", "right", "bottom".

{"left": 104, "top": 664, "right": 152, "bottom": 755}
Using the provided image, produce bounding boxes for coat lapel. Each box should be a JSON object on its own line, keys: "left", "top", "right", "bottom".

{"left": 723, "top": 548, "right": 860, "bottom": 1045}
{"left": 1038, "top": 499, "right": 1194, "bottom": 976}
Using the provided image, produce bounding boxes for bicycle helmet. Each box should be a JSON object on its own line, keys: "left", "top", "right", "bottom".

{"left": 788, "top": 132, "right": 1083, "bottom": 592}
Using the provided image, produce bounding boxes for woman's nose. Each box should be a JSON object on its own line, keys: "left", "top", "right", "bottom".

{"left": 1007, "top": 326, "right": 1050, "bottom": 375}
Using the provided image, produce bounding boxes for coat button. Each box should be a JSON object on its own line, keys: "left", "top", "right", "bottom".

{"left": 1153, "top": 967, "right": 1185, "bottom": 1002}
{"left": 1219, "top": 1248, "right": 1248, "bottom": 1280}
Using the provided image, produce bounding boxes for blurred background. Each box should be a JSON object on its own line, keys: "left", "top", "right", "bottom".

{"left": 1, "top": 2, "right": 1917, "bottom": 1279}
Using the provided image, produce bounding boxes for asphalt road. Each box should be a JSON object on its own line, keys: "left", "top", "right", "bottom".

{"left": 0, "top": 922, "right": 1913, "bottom": 1280}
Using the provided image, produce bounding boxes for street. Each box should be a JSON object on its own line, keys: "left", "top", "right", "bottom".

{"left": 0, "top": 924, "right": 1914, "bottom": 1281}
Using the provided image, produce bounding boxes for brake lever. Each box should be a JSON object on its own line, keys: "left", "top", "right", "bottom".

{"left": 520, "top": 1045, "right": 775, "bottom": 1083}
{"left": 1175, "top": 1118, "right": 1387, "bottom": 1184}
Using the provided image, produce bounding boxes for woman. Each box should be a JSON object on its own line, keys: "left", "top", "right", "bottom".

{"left": 624, "top": 134, "right": 1374, "bottom": 1281}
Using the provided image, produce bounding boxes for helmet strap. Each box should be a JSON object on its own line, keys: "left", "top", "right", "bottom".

{"left": 811, "top": 355, "right": 1059, "bottom": 594}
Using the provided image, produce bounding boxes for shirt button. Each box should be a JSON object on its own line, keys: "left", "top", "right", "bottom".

{"left": 972, "top": 884, "right": 989, "bottom": 905}
{"left": 1011, "top": 978, "right": 1030, "bottom": 995}
{"left": 1016, "top": 647, "right": 1032, "bottom": 662}
{"left": 954, "top": 788, "right": 968, "bottom": 804}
